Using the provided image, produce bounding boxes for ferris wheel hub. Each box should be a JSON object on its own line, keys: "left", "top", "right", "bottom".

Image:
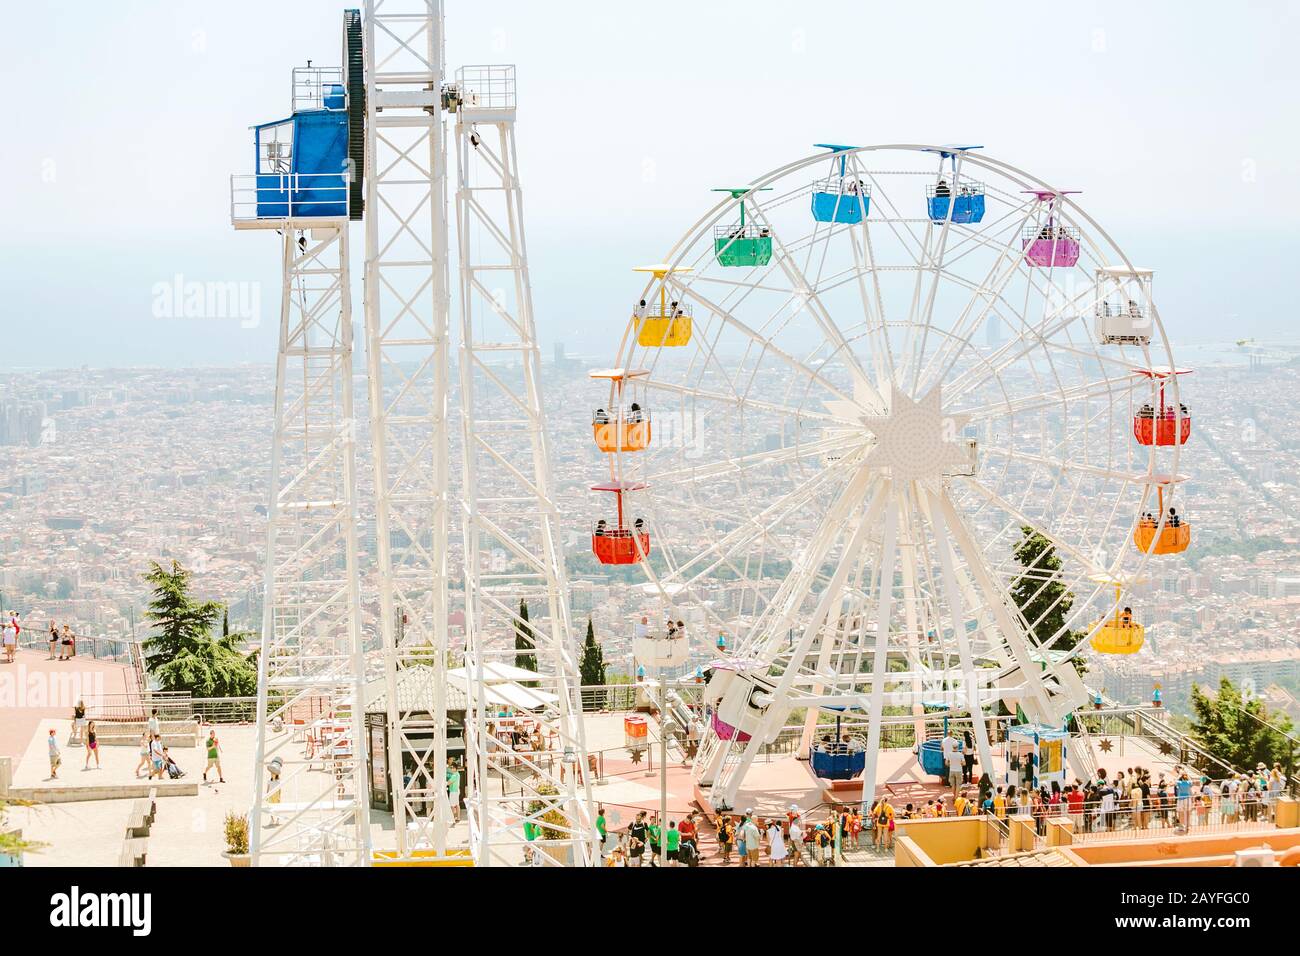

{"left": 860, "top": 385, "right": 972, "bottom": 482}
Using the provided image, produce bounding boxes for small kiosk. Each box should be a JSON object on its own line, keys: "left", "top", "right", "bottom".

{"left": 364, "top": 668, "right": 467, "bottom": 814}
{"left": 1004, "top": 724, "right": 1069, "bottom": 792}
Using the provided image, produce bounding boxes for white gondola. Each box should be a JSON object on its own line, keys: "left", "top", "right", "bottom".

{"left": 1094, "top": 266, "right": 1155, "bottom": 346}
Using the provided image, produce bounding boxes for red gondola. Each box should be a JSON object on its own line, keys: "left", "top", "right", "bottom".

{"left": 590, "top": 481, "right": 650, "bottom": 566}
{"left": 1134, "top": 409, "right": 1192, "bottom": 446}
{"left": 1133, "top": 367, "right": 1193, "bottom": 447}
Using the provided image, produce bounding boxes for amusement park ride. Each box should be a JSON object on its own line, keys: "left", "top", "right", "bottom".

{"left": 233, "top": 1, "right": 593, "bottom": 866}
{"left": 233, "top": 5, "right": 1195, "bottom": 866}
{"left": 596, "top": 143, "right": 1194, "bottom": 812}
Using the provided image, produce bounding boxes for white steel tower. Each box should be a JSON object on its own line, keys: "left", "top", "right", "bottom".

{"left": 361, "top": 0, "right": 455, "bottom": 858}
{"left": 452, "top": 67, "right": 599, "bottom": 867}
{"left": 234, "top": 110, "right": 371, "bottom": 863}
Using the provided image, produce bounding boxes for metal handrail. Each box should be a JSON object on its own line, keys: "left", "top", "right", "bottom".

{"left": 1021, "top": 224, "right": 1080, "bottom": 241}
{"left": 926, "top": 181, "right": 985, "bottom": 198}
{"left": 812, "top": 176, "right": 871, "bottom": 197}
{"left": 230, "top": 172, "right": 350, "bottom": 222}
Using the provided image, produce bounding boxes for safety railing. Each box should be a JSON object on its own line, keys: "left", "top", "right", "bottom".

{"left": 291, "top": 66, "right": 344, "bottom": 113}
{"left": 455, "top": 65, "right": 517, "bottom": 111}
{"left": 18, "top": 633, "right": 135, "bottom": 664}
{"left": 926, "top": 181, "right": 985, "bottom": 198}
{"left": 812, "top": 176, "right": 871, "bottom": 197}
{"left": 1005, "top": 785, "right": 1292, "bottom": 847}
{"left": 1022, "top": 224, "right": 1080, "bottom": 241}
{"left": 637, "top": 302, "right": 693, "bottom": 321}
{"left": 713, "top": 223, "right": 773, "bottom": 241}
{"left": 591, "top": 406, "right": 651, "bottom": 426}
{"left": 230, "top": 172, "right": 350, "bottom": 223}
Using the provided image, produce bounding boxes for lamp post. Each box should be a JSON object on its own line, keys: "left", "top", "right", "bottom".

{"left": 658, "top": 662, "right": 670, "bottom": 868}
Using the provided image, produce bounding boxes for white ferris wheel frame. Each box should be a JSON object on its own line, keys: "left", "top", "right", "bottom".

{"left": 603, "top": 144, "right": 1186, "bottom": 807}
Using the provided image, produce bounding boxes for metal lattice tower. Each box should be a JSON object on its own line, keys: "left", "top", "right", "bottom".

{"left": 453, "top": 69, "right": 599, "bottom": 866}
{"left": 361, "top": 0, "right": 455, "bottom": 858}
{"left": 240, "top": 1, "right": 593, "bottom": 866}
{"left": 248, "top": 225, "right": 371, "bottom": 866}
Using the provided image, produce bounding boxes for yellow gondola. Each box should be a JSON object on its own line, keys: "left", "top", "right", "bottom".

{"left": 633, "top": 264, "right": 692, "bottom": 348}
{"left": 1090, "top": 580, "right": 1145, "bottom": 655}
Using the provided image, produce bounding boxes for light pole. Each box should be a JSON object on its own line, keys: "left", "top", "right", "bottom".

{"left": 658, "top": 662, "right": 670, "bottom": 868}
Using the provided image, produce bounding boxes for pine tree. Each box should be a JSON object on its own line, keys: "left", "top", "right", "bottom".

{"left": 579, "top": 618, "right": 607, "bottom": 712}
{"left": 1009, "top": 526, "right": 1087, "bottom": 675}
{"left": 514, "top": 598, "right": 537, "bottom": 674}
{"left": 142, "top": 561, "right": 257, "bottom": 698}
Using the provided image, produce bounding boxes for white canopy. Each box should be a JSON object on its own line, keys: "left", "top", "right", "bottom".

{"left": 447, "top": 662, "right": 546, "bottom": 684}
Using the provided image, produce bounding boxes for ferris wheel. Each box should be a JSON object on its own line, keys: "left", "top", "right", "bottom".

{"left": 591, "top": 144, "right": 1193, "bottom": 809}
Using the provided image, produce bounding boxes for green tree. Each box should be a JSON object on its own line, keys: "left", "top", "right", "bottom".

{"left": 1190, "top": 677, "right": 1297, "bottom": 777}
{"left": 578, "top": 618, "right": 607, "bottom": 712}
{"left": 1010, "top": 526, "right": 1087, "bottom": 675}
{"left": 514, "top": 598, "right": 537, "bottom": 675}
{"left": 141, "top": 561, "right": 257, "bottom": 698}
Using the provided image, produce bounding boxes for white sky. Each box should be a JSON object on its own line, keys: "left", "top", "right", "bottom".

{"left": 1, "top": 0, "right": 1296, "bottom": 367}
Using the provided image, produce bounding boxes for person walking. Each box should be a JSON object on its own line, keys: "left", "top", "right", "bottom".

{"left": 716, "top": 814, "right": 734, "bottom": 865}
{"left": 134, "top": 731, "right": 151, "bottom": 778}
{"left": 47, "top": 729, "right": 62, "bottom": 780}
{"left": 83, "top": 720, "right": 100, "bottom": 770}
{"left": 148, "top": 734, "right": 166, "bottom": 781}
{"left": 2, "top": 613, "right": 16, "bottom": 663}
{"left": 595, "top": 805, "right": 608, "bottom": 855}
{"left": 202, "top": 730, "right": 225, "bottom": 783}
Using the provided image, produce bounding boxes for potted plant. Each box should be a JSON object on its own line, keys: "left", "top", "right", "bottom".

{"left": 222, "top": 811, "right": 250, "bottom": 867}
{"left": 525, "top": 784, "right": 573, "bottom": 866}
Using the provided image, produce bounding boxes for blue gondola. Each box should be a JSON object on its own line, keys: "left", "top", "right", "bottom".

{"left": 810, "top": 144, "right": 869, "bottom": 224}
{"left": 811, "top": 748, "right": 868, "bottom": 780}
{"left": 926, "top": 189, "right": 986, "bottom": 224}
{"left": 919, "top": 739, "right": 948, "bottom": 778}
{"left": 922, "top": 145, "right": 986, "bottom": 225}
{"left": 917, "top": 700, "right": 953, "bottom": 778}
{"left": 808, "top": 713, "right": 867, "bottom": 781}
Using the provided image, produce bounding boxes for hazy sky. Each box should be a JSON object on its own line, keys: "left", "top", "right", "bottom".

{"left": 2, "top": 0, "right": 1296, "bottom": 368}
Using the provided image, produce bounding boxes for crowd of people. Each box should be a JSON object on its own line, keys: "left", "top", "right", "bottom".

{"left": 43, "top": 704, "right": 216, "bottom": 785}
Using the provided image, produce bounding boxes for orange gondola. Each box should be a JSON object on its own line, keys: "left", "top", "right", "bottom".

{"left": 1134, "top": 478, "right": 1191, "bottom": 555}
{"left": 590, "top": 368, "right": 652, "bottom": 453}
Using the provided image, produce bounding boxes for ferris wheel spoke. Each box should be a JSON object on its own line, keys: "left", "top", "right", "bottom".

{"left": 914, "top": 209, "right": 1044, "bottom": 395}
{"left": 653, "top": 456, "right": 856, "bottom": 589}
{"left": 961, "top": 374, "right": 1136, "bottom": 422}
{"left": 954, "top": 473, "right": 1110, "bottom": 577}
{"left": 636, "top": 379, "right": 846, "bottom": 434}
{"left": 922, "top": 485, "right": 1068, "bottom": 724}
{"left": 735, "top": 465, "right": 884, "bottom": 657}
{"left": 945, "top": 282, "right": 1103, "bottom": 405}
{"left": 670, "top": 280, "right": 857, "bottom": 405}
{"left": 978, "top": 444, "right": 1137, "bottom": 486}
{"left": 641, "top": 433, "right": 855, "bottom": 489}
{"left": 743, "top": 201, "right": 883, "bottom": 411}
